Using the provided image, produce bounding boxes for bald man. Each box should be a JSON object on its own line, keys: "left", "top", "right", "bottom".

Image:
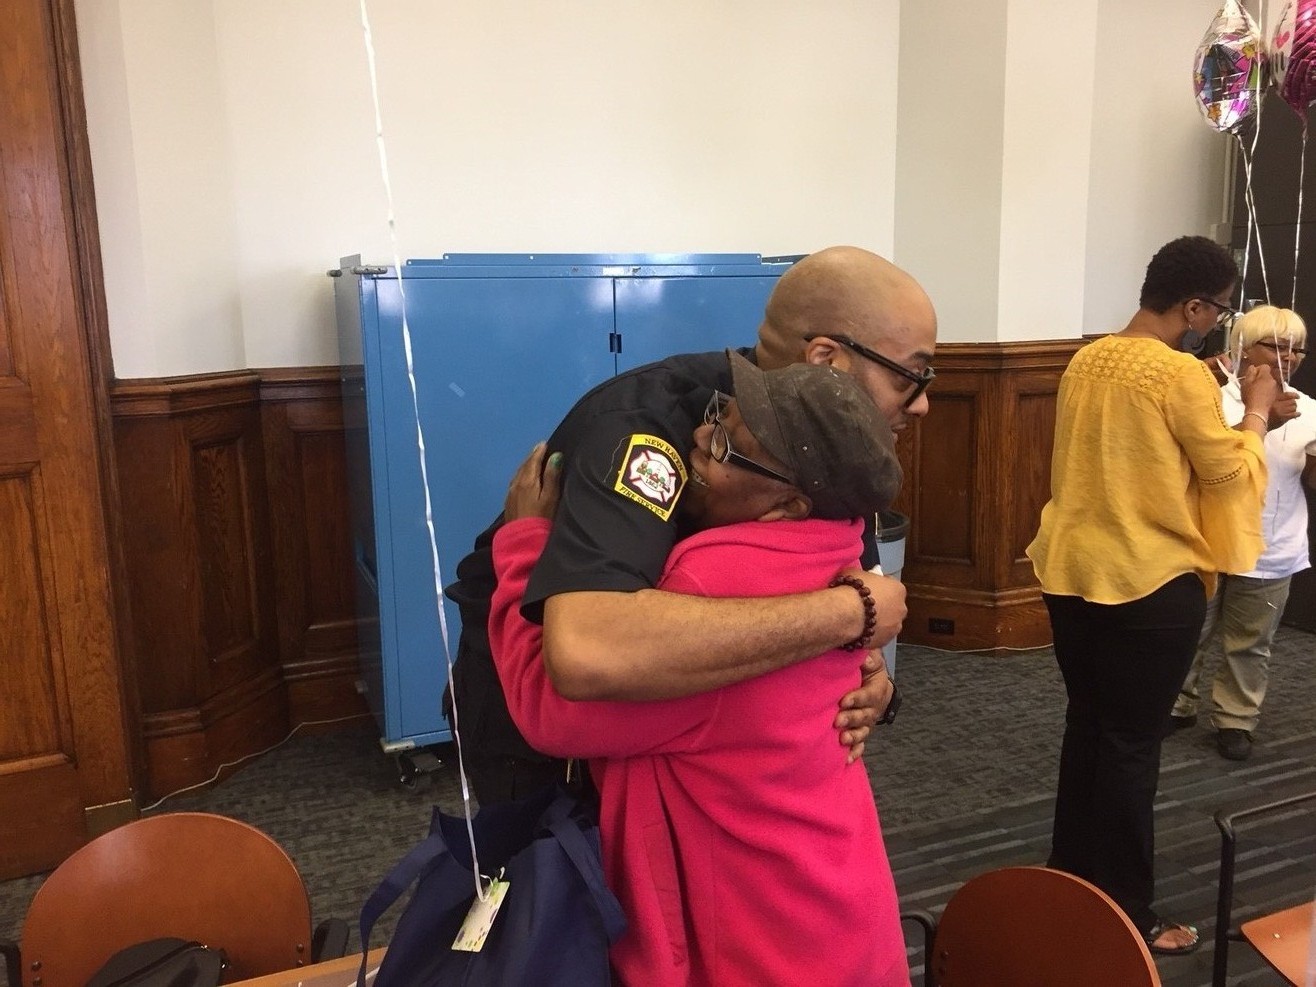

{"left": 446, "top": 246, "right": 939, "bottom": 803}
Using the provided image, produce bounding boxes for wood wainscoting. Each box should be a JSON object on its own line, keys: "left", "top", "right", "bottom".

{"left": 108, "top": 343, "right": 1082, "bottom": 795}
{"left": 891, "top": 340, "right": 1086, "bottom": 652}
{"left": 111, "top": 368, "right": 366, "bottom": 800}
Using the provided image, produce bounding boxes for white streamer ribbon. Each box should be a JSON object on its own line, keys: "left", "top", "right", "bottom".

{"left": 357, "top": 0, "right": 488, "bottom": 903}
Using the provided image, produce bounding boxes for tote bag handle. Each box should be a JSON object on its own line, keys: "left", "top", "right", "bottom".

{"left": 542, "top": 794, "right": 627, "bottom": 942}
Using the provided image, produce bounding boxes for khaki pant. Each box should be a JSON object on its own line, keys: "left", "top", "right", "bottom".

{"left": 1173, "top": 573, "right": 1292, "bottom": 732}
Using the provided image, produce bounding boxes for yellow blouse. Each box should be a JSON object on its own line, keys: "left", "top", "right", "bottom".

{"left": 1026, "top": 335, "right": 1267, "bottom": 604}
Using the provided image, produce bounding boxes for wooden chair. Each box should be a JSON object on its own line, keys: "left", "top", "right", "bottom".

{"left": 0, "top": 812, "right": 344, "bottom": 987}
{"left": 926, "top": 865, "right": 1160, "bottom": 987}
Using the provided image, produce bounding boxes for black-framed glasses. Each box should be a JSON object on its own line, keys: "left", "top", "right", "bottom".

{"left": 1254, "top": 339, "right": 1308, "bottom": 357}
{"left": 702, "top": 391, "right": 795, "bottom": 485}
{"left": 802, "top": 334, "right": 935, "bottom": 408}
{"left": 1192, "top": 297, "right": 1241, "bottom": 330}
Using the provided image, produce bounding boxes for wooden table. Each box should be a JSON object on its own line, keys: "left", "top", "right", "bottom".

{"left": 229, "top": 948, "right": 386, "bottom": 987}
{"left": 1241, "top": 902, "right": 1313, "bottom": 986}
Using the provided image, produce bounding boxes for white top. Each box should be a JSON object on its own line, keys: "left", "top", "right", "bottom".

{"left": 1220, "top": 380, "right": 1316, "bottom": 579}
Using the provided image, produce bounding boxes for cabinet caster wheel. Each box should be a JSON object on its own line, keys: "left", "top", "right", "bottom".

{"left": 396, "top": 754, "right": 420, "bottom": 789}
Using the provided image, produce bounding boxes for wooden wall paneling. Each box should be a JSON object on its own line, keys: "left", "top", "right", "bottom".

{"left": 112, "top": 373, "right": 287, "bottom": 800}
{"left": 259, "top": 368, "right": 367, "bottom": 727}
{"left": 0, "top": 466, "right": 86, "bottom": 867}
{"left": 52, "top": 0, "right": 148, "bottom": 816}
{"left": 190, "top": 402, "right": 270, "bottom": 695}
{"left": 101, "top": 340, "right": 1092, "bottom": 797}
{"left": 907, "top": 390, "right": 979, "bottom": 577}
{"left": 898, "top": 341, "right": 1083, "bottom": 652}
{"left": 1003, "top": 372, "right": 1064, "bottom": 587}
{"left": 0, "top": 0, "right": 137, "bottom": 876}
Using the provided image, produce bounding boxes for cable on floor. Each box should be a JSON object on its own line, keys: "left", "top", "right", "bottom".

{"left": 138, "top": 712, "right": 372, "bottom": 813}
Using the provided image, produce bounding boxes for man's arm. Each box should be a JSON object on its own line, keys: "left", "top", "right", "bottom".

{"left": 543, "top": 569, "right": 905, "bottom": 702}
{"left": 490, "top": 517, "right": 714, "bottom": 759}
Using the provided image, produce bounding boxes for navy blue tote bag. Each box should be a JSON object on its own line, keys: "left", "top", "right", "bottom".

{"left": 358, "top": 785, "right": 626, "bottom": 986}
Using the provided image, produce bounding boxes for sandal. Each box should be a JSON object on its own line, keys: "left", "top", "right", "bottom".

{"left": 1143, "top": 919, "right": 1200, "bottom": 956}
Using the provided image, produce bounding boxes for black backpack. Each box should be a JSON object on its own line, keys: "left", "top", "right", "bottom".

{"left": 84, "top": 937, "right": 226, "bottom": 987}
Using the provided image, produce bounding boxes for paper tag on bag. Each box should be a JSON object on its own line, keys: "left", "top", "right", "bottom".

{"left": 452, "top": 879, "right": 509, "bottom": 952}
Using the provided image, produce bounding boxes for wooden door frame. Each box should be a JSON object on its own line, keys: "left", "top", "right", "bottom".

{"left": 46, "top": 0, "right": 146, "bottom": 818}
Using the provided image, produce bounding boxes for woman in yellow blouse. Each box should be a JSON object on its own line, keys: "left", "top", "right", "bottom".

{"left": 1027, "top": 236, "right": 1281, "bottom": 955}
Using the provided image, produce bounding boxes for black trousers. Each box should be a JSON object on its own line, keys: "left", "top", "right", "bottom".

{"left": 1043, "top": 573, "right": 1207, "bottom": 934}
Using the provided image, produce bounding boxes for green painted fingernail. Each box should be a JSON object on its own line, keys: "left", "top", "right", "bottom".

{"left": 548, "top": 452, "right": 563, "bottom": 469}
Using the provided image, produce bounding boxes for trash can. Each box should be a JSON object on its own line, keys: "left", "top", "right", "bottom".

{"left": 874, "top": 510, "right": 909, "bottom": 678}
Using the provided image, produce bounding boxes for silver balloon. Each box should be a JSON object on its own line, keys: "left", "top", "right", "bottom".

{"left": 1193, "top": 0, "right": 1266, "bottom": 133}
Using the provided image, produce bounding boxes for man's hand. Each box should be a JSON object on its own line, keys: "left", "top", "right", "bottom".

{"left": 835, "top": 650, "right": 895, "bottom": 763}
{"left": 503, "top": 443, "right": 564, "bottom": 521}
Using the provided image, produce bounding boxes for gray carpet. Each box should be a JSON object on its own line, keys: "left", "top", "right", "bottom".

{"left": 3, "top": 626, "right": 1312, "bottom": 985}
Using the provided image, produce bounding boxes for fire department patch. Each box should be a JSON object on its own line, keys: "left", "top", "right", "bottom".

{"left": 613, "top": 434, "right": 687, "bottom": 521}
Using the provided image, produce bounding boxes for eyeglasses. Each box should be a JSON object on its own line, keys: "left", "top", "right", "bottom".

{"left": 1192, "top": 297, "right": 1241, "bottom": 330}
{"left": 702, "top": 391, "right": 795, "bottom": 485}
{"left": 802, "top": 334, "right": 935, "bottom": 408}
{"left": 1254, "top": 339, "right": 1308, "bottom": 357}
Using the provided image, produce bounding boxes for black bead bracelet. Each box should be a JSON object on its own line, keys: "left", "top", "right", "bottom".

{"left": 830, "top": 575, "right": 877, "bottom": 651}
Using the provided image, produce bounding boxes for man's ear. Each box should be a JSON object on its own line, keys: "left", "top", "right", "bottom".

{"left": 802, "top": 337, "right": 851, "bottom": 371}
{"left": 756, "top": 493, "right": 812, "bottom": 522}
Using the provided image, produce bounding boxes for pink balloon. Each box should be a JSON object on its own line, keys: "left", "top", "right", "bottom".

{"left": 1193, "top": 0, "right": 1265, "bottom": 133}
{"left": 1273, "top": 0, "right": 1316, "bottom": 120}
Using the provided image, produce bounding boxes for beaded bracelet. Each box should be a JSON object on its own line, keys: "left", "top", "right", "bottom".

{"left": 830, "top": 575, "right": 877, "bottom": 652}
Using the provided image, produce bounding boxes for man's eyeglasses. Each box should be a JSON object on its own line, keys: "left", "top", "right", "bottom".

{"left": 702, "top": 391, "right": 795, "bottom": 485}
{"left": 802, "top": 334, "right": 935, "bottom": 408}
{"left": 1193, "top": 297, "right": 1241, "bottom": 330}
{"left": 1254, "top": 339, "right": 1308, "bottom": 357}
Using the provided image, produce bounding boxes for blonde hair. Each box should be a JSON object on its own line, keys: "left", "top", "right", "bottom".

{"left": 1230, "top": 304, "right": 1308, "bottom": 351}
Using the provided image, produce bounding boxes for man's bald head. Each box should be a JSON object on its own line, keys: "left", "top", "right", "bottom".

{"left": 756, "top": 246, "right": 934, "bottom": 367}
{"left": 754, "top": 246, "right": 938, "bottom": 432}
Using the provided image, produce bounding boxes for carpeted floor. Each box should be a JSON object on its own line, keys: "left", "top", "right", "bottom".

{"left": 2, "top": 626, "right": 1312, "bottom": 985}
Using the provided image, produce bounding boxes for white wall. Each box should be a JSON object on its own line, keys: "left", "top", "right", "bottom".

{"left": 78, "top": 0, "right": 247, "bottom": 374}
{"left": 894, "top": 3, "right": 1007, "bottom": 344}
{"left": 895, "top": 0, "right": 1231, "bottom": 343}
{"left": 77, "top": 0, "right": 1233, "bottom": 376}
{"left": 79, "top": 0, "right": 902, "bottom": 377}
{"left": 1081, "top": 0, "right": 1235, "bottom": 336}
{"left": 997, "top": 0, "right": 1100, "bottom": 342}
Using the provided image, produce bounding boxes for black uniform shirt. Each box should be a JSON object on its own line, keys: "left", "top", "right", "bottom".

{"left": 521, "top": 349, "right": 740, "bottom": 619}
{"left": 445, "top": 348, "right": 736, "bottom": 759}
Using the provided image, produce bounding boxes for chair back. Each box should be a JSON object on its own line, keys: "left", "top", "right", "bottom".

{"left": 930, "top": 865, "right": 1160, "bottom": 987}
{"left": 19, "top": 812, "right": 313, "bottom": 986}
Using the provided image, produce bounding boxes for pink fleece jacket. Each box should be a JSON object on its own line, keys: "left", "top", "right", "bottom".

{"left": 489, "top": 516, "right": 908, "bottom": 987}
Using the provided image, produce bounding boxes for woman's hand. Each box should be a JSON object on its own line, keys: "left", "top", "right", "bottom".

{"left": 503, "top": 443, "right": 564, "bottom": 522}
{"left": 1269, "top": 389, "right": 1302, "bottom": 428}
{"left": 1203, "top": 352, "right": 1233, "bottom": 384}
{"left": 1238, "top": 364, "right": 1283, "bottom": 422}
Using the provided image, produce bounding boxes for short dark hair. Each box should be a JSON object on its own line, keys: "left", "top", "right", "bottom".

{"left": 1138, "top": 235, "right": 1238, "bottom": 312}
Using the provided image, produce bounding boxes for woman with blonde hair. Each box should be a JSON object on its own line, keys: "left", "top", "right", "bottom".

{"left": 1171, "top": 305, "right": 1316, "bottom": 760}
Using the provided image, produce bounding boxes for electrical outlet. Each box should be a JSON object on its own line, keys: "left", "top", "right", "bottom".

{"left": 928, "top": 617, "right": 955, "bottom": 635}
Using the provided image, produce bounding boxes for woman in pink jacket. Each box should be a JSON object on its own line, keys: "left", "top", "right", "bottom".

{"left": 489, "top": 352, "right": 909, "bottom": 986}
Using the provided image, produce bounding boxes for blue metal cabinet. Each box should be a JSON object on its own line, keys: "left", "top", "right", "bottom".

{"left": 335, "top": 253, "right": 798, "bottom": 752}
